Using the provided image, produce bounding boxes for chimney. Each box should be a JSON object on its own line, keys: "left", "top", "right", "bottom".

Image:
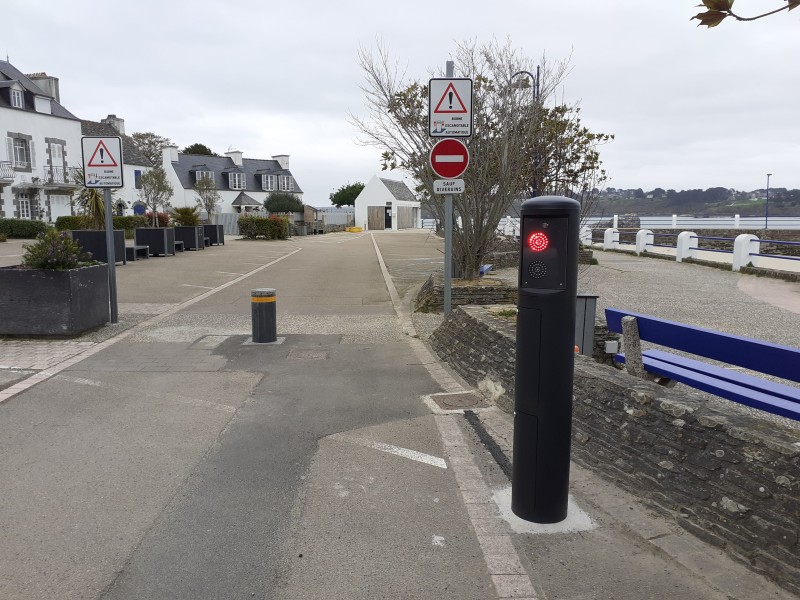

{"left": 272, "top": 154, "right": 290, "bottom": 170}
{"left": 163, "top": 145, "right": 179, "bottom": 165}
{"left": 26, "top": 72, "right": 61, "bottom": 103}
{"left": 225, "top": 149, "right": 243, "bottom": 167}
{"left": 101, "top": 114, "right": 125, "bottom": 135}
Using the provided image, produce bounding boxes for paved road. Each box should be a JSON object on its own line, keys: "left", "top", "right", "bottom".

{"left": 0, "top": 232, "right": 796, "bottom": 600}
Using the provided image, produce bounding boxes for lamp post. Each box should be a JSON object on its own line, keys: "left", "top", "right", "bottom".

{"left": 511, "top": 66, "right": 541, "bottom": 198}
{"left": 765, "top": 173, "right": 772, "bottom": 230}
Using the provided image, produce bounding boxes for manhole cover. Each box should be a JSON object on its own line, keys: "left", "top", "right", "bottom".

{"left": 431, "top": 392, "right": 486, "bottom": 409}
{"left": 287, "top": 349, "right": 329, "bottom": 361}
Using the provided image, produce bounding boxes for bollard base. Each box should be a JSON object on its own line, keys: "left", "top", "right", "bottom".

{"left": 243, "top": 336, "right": 286, "bottom": 346}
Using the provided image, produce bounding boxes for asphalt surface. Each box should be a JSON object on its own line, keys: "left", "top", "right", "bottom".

{"left": 0, "top": 232, "right": 797, "bottom": 599}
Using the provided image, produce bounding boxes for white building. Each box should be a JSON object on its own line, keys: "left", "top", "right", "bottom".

{"left": 354, "top": 175, "right": 421, "bottom": 231}
{"left": 162, "top": 146, "right": 302, "bottom": 217}
{"left": 0, "top": 60, "right": 82, "bottom": 222}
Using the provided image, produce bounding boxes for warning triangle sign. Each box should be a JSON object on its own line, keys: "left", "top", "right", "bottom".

{"left": 87, "top": 140, "right": 119, "bottom": 168}
{"left": 433, "top": 83, "right": 468, "bottom": 114}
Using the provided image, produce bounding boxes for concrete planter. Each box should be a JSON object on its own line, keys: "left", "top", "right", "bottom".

{"left": 70, "top": 229, "right": 126, "bottom": 264}
{"left": 0, "top": 264, "right": 110, "bottom": 336}
{"left": 135, "top": 227, "right": 175, "bottom": 256}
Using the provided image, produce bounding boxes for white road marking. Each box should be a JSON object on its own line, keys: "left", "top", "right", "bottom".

{"left": 216, "top": 271, "right": 245, "bottom": 276}
{"left": 432, "top": 535, "right": 446, "bottom": 547}
{"left": 331, "top": 433, "right": 447, "bottom": 469}
{"left": 181, "top": 284, "right": 215, "bottom": 289}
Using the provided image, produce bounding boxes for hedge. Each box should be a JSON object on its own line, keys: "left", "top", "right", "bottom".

{"left": 238, "top": 215, "right": 289, "bottom": 240}
{"left": 0, "top": 218, "right": 50, "bottom": 238}
{"left": 56, "top": 215, "right": 149, "bottom": 237}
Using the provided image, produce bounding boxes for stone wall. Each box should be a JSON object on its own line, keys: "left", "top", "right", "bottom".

{"left": 414, "top": 274, "right": 518, "bottom": 312}
{"left": 429, "top": 305, "right": 799, "bottom": 595}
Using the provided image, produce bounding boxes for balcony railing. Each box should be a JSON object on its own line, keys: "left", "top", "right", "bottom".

{"left": 42, "top": 165, "right": 80, "bottom": 185}
{"left": 0, "top": 161, "right": 14, "bottom": 180}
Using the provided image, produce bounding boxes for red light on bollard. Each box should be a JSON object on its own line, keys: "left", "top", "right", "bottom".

{"left": 527, "top": 231, "right": 549, "bottom": 252}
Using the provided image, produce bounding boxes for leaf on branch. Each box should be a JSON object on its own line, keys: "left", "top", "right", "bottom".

{"left": 789, "top": 0, "right": 800, "bottom": 10}
{"left": 700, "top": 0, "right": 733, "bottom": 10}
{"left": 692, "top": 9, "right": 728, "bottom": 26}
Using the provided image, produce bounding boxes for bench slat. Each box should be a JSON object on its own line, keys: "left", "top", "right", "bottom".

{"left": 619, "top": 354, "right": 800, "bottom": 420}
{"left": 606, "top": 308, "right": 800, "bottom": 383}
{"left": 643, "top": 349, "right": 800, "bottom": 404}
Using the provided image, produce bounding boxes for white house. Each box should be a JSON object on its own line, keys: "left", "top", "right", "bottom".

{"left": 0, "top": 60, "right": 83, "bottom": 222}
{"left": 162, "top": 146, "right": 302, "bottom": 217}
{"left": 80, "top": 115, "right": 153, "bottom": 216}
{"left": 354, "top": 176, "right": 421, "bottom": 231}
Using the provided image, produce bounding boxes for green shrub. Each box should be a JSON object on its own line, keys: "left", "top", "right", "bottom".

{"left": 238, "top": 215, "right": 289, "bottom": 240}
{"left": 113, "top": 215, "right": 148, "bottom": 238}
{"left": 0, "top": 218, "right": 50, "bottom": 239}
{"left": 0, "top": 233, "right": 7, "bottom": 242}
{"left": 55, "top": 215, "right": 86, "bottom": 231}
{"left": 21, "top": 229, "right": 93, "bottom": 270}
{"left": 170, "top": 206, "right": 201, "bottom": 226}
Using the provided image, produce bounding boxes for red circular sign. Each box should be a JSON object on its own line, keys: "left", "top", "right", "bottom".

{"left": 430, "top": 138, "right": 469, "bottom": 179}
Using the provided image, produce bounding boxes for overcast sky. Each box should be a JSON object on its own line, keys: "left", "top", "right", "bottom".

{"left": 5, "top": 0, "right": 798, "bottom": 204}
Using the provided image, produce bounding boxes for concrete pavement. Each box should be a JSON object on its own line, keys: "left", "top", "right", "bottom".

{"left": 0, "top": 231, "right": 797, "bottom": 599}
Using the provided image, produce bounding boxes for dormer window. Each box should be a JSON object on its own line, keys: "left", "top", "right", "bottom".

{"left": 195, "top": 170, "right": 214, "bottom": 183}
{"left": 262, "top": 174, "right": 275, "bottom": 191}
{"left": 229, "top": 172, "right": 245, "bottom": 190}
{"left": 11, "top": 89, "right": 23, "bottom": 109}
{"left": 279, "top": 175, "right": 294, "bottom": 191}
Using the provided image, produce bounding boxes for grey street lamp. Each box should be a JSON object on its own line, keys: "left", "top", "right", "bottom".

{"left": 765, "top": 173, "right": 772, "bottom": 229}
{"left": 511, "top": 66, "right": 541, "bottom": 197}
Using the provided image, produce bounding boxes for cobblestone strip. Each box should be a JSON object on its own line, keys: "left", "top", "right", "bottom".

{"left": 435, "top": 415, "right": 537, "bottom": 599}
{"left": 0, "top": 248, "right": 301, "bottom": 404}
{"left": 0, "top": 341, "right": 95, "bottom": 370}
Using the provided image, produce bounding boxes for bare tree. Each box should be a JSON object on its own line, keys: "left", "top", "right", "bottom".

{"left": 351, "top": 39, "right": 610, "bottom": 279}
{"left": 194, "top": 174, "right": 221, "bottom": 223}
{"left": 138, "top": 167, "right": 174, "bottom": 226}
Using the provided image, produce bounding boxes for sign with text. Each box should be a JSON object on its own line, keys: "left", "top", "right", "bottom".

{"left": 81, "top": 136, "right": 124, "bottom": 188}
{"left": 433, "top": 179, "right": 465, "bottom": 195}
{"left": 429, "top": 78, "right": 472, "bottom": 137}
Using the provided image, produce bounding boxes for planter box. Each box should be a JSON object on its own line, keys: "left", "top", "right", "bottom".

{"left": 135, "top": 227, "right": 175, "bottom": 256}
{"left": 174, "top": 226, "right": 205, "bottom": 251}
{"left": 203, "top": 224, "right": 224, "bottom": 246}
{"left": 0, "top": 264, "right": 110, "bottom": 336}
{"left": 70, "top": 229, "right": 126, "bottom": 264}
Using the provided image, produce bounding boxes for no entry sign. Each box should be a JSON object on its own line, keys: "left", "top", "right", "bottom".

{"left": 430, "top": 138, "right": 469, "bottom": 179}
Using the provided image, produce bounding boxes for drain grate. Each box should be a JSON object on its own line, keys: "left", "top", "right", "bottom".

{"left": 431, "top": 391, "right": 487, "bottom": 410}
{"left": 287, "top": 349, "right": 329, "bottom": 361}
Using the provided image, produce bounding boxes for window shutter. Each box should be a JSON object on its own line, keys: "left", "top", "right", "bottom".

{"left": 6, "top": 137, "right": 12, "bottom": 164}
{"left": 30, "top": 141, "right": 36, "bottom": 168}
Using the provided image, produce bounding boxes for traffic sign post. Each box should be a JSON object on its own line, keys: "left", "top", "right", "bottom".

{"left": 81, "top": 136, "right": 124, "bottom": 324}
{"left": 512, "top": 196, "right": 580, "bottom": 524}
{"left": 430, "top": 138, "right": 469, "bottom": 180}
{"left": 429, "top": 78, "right": 473, "bottom": 137}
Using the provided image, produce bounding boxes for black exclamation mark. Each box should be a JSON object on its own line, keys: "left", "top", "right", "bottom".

{"left": 100, "top": 148, "right": 105, "bottom": 163}
{"left": 448, "top": 91, "right": 453, "bottom": 109}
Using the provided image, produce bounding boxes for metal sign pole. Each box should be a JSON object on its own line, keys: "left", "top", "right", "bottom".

{"left": 103, "top": 188, "right": 118, "bottom": 323}
{"left": 444, "top": 60, "right": 454, "bottom": 316}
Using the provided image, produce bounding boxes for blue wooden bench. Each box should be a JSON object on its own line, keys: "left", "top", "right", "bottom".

{"left": 479, "top": 263, "right": 493, "bottom": 276}
{"left": 605, "top": 308, "right": 800, "bottom": 421}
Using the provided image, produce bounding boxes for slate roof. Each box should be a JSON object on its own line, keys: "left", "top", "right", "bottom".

{"left": 80, "top": 120, "right": 153, "bottom": 167}
{"left": 231, "top": 192, "right": 262, "bottom": 207}
{"left": 380, "top": 178, "right": 418, "bottom": 204}
{"left": 170, "top": 153, "right": 303, "bottom": 193}
{"left": 0, "top": 60, "right": 78, "bottom": 119}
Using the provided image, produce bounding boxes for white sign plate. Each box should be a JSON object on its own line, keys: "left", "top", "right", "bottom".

{"left": 81, "top": 136, "right": 124, "bottom": 188}
{"left": 429, "top": 78, "right": 473, "bottom": 137}
{"left": 433, "top": 179, "right": 465, "bottom": 195}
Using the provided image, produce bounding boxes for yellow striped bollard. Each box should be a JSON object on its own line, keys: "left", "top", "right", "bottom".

{"left": 251, "top": 288, "right": 277, "bottom": 343}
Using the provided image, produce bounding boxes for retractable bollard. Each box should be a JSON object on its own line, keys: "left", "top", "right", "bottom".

{"left": 251, "top": 288, "right": 277, "bottom": 343}
{"left": 512, "top": 196, "right": 580, "bottom": 523}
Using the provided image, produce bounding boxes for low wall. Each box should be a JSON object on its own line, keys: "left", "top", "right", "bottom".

{"left": 414, "top": 274, "right": 518, "bottom": 312}
{"left": 430, "top": 305, "right": 799, "bottom": 595}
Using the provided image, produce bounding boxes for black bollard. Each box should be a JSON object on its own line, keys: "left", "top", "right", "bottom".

{"left": 251, "top": 288, "right": 277, "bottom": 343}
{"left": 512, "top": 196, "right": 580, "bottom": 524}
